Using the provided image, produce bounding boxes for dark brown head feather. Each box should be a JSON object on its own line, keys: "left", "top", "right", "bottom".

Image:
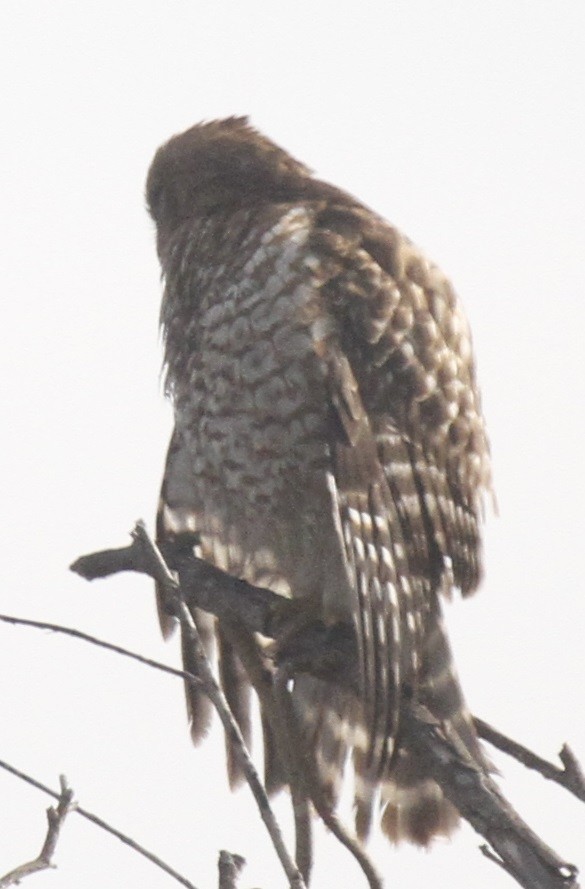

{"left": 146, "top": 117, "right": 312, "bottom": 243}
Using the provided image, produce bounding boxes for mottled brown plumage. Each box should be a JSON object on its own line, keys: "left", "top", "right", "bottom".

{"left": 147, "top": 117, "right": 492, "bottom": 844}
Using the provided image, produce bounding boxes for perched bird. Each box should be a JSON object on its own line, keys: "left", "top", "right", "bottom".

{"left": 147, "top": 117, "right": 491, "bottom": 845}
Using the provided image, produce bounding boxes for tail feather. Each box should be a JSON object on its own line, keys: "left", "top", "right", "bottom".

{"left": 217, "top": 626, "right": 253, "bottom": 788}
{"left": 180, "top": 606, "right": 215, "bottom": 743}
{"left": 293, "top": 676, "right": 354, "bottom": 809}
{"left": 381, "top": 776, "right": 459, "bottom": 845}
{"left": 262, "top": 711, "right": 288, "bottom": 795}
{"left": 379, "top": 607, "right": 485, "bottom": 844}
{"left": 353, "top": 748, "right": 377, "bottom": 840}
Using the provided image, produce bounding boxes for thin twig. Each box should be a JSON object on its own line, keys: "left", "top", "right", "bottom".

{"left": 0, "top": 760, "right": 199, "bottom": 888}
{"left": 475, "top": 718, "right": 585, "bottom": 803}
{"left": 0, "top": 775, "right": 74, "bottom": 888}
{"left": 133, "top": 522, "right": 306, "bottom": 889}
{"left": 0, "top": 613, "right": 201, "bottom": 685}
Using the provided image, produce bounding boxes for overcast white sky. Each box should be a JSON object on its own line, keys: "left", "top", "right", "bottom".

{"left": 1, "top": 2, "right": 584, "bottom": 888}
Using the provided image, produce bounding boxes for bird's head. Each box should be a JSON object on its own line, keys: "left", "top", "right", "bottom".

{"left": 146, "top": 116, "right": 311, "bottom": 248}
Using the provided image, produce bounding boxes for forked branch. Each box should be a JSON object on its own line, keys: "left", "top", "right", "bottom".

{"left": 0, "top": 776, "right": 74, "bottom": 889}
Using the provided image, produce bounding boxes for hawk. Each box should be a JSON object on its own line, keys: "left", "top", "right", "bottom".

{"left": 146, "top": 117, "right": 491, "bottom": 845}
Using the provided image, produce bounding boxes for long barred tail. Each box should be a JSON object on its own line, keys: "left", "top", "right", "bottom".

{"left": 293, "top": 603, "right": 485, "bottom": 846}
{"left": 380, "top": 607, "right": 483, "bottom": 844}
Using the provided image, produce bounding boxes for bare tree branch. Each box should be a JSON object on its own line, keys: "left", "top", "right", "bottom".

{"left": 71, "top": 524, "right": 358, "bottom": 690}
{"left": 0, "top": 776, "right": 74, "bottom": 888}
{"left": 218, "top": 851, "right": 246, "bottom": 889}
{"left": 400, "top": 706, "right": 579, "bottom": 889}
{"left": 71, "top": 523, "right": 582, "bottom": 887}
{"left": 0, "top": 613, "right": 202, "bottom": 683}
{"left": 0, "top": 760, "right": 199, "bottom": 889}
{"left": 68, "top": 523, "right": 584, "bottom": 888}
{"left": 475, "top": 718, "right": 585, "bottom": 803}
{"left": 0, "top": 523, "right": 564, "bottom": 888}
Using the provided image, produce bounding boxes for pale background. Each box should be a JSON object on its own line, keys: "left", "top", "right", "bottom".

{"left": 1, "top": 2, "right": 584, "bottom": 888}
